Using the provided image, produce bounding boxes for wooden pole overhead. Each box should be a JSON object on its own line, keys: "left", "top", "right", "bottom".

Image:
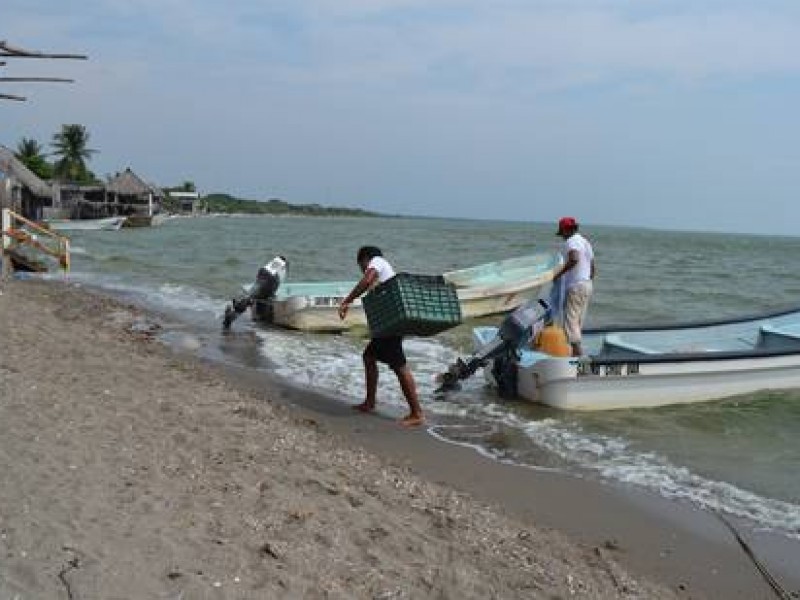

{"left": 0, "top": 77, "right": 74, "bottom": 83}
{"left": 0, "top": 40, "right": 87, "bottom": 60}
{"left": 0, "top": 40, "right": 86, "bottom": 101}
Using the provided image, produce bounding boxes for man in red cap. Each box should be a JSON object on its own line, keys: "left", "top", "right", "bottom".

{"left": 552, "top": 217, "right": 596, "bottom": 356}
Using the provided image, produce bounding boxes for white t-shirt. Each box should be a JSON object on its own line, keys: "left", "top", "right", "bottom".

{"left": 367, "top": 256, "right": 396, "bottom": 283}
{"left": 562, "top": 233, "right": 594, "bottom": 290}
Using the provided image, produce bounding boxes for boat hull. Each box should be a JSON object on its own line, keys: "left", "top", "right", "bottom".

{"left": 254, "top": 252, "right": 562, "bottom": 333}
{"left": 268, "top": 288, "right": 367, "bottom": 333}
{"left": 514, "top": 353, "right": 800, "bottom": 410}
{"left": 46, "top": 216, "right": 127, "bottom": 231}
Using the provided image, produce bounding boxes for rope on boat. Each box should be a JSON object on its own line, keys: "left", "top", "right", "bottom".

{"left": 713, "top": 510, "right": 793, "bottom": 599}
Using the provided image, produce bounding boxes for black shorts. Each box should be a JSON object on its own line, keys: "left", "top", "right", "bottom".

{"left": 364, "top": 336, "right": 407, "bottom": 370}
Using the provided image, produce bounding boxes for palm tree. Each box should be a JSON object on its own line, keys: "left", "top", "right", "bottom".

{"left": 15, "top": 137, "right": 53, "bottom": 179}
{"left": 51, "top": 124, "right": 97, "bottom": 183}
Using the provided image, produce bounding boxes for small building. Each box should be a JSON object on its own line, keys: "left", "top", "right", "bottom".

{"left": 168, "top": 190, "right": 201, "bottom": 214}
{"left": 106, "top": 167, "right": 165, "bottom": 217}
{"left": 49, "top": 182, "right": 108, "bottom": 219}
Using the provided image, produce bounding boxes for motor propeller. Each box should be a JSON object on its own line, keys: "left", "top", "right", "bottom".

{"left": 222, "top": 256, "right": 287, "bottom": 330}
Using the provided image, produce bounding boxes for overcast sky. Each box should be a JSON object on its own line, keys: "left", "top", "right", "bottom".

{"left": 3, "top": 1, "right": 800, "bottom": 235}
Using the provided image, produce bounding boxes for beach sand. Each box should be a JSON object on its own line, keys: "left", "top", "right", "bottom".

{"left": 0, "top": 279, "right": 797, "bottom": 599}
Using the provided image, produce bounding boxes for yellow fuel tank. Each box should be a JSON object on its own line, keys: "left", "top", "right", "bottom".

{"left": 534, "top": 325, "right": 572, "bottom": 357}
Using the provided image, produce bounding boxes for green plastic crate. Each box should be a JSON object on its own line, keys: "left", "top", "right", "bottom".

{"left": 363, "top": 273, "right": 463, "bottom": 337}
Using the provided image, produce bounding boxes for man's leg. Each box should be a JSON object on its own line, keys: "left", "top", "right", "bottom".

{"left": 564, "top": 283, "right": 591, "bottom": 357}
{"left": 353, "top": 347, "right": 378, "bottom": 412}
{"left": 394, "top": 365, "right": 424, "bottom": 426}
{"left": 572, "top": 284, "right": 592, "bottom": 356}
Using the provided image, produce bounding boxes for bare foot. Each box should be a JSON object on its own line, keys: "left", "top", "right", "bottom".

{"left": 352, "top": 401, "right": 376, "bottom": 413}
{"left": 399, "top": 415, "right": 425, "bottom": 427}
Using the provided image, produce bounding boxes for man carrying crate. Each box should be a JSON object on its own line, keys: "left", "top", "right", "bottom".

{"left": 338, "top": 246, "right": 425, "bottom": 427}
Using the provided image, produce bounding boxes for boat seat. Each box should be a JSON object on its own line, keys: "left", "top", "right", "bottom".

{"left": 600, "top": 334, "right": 658, "bottom": 356}
{"left": 757, "top": 324, "right": 800, "bottom": 350}
{"left": 602, "top": 333, "right": 754, "bottom": 355}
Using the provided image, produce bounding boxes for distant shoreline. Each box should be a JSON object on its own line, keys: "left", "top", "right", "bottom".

{"left": 196, "top": 193, "right": 385, "bottom": 218}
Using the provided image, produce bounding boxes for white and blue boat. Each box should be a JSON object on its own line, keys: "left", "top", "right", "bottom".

{"left": 473, "top": 305, "right": 800, "bottom": 410}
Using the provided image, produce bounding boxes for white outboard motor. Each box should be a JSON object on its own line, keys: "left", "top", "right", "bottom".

{"left": 223, "top": 256, "right": 287, "bottom": 330}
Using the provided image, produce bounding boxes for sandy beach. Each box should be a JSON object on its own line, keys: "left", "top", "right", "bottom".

{"left": 1, "top": 279, "right": 797, "bottom": 599}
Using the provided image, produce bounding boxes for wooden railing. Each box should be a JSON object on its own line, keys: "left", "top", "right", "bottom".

{"left": 1, "top": 208, "right": 70, "bottom": 278}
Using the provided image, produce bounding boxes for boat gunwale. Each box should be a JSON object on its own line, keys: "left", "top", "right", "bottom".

{"left": 443, "top": 252, "right": 562, "bottom": 285}
{"left": 582, "top": 345, "right": 800, "bottom": 366}
{"left": 584, "top": 303, "right": 800, "bottom": 334}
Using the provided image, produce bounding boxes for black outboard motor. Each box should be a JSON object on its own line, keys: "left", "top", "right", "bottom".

{"left": 223, "top": 256, "right": 287, "bottom": 330}
{"left": 436, "top": 298, "right": 552, "bottom": 394}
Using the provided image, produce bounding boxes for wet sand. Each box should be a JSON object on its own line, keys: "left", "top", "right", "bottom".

{"left": 0, "top": 278, "right": 797, "bottom": 599}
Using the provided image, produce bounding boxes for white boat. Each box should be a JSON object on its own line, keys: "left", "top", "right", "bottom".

{"left": 260, "top": 252, "right": 563, "bottom": 332}
{"left": 46, "top": 216, "right": 127, "bottom": 231}
{"left": 472, "top": 305, "right": 800, "bottom": 411}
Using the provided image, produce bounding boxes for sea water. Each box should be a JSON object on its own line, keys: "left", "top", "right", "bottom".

{"left": 58, "top": 214, "right": 800, "bottom": 538}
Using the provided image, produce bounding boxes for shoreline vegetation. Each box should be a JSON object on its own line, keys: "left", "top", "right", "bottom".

{"left": 182, "top": 193, "right": 385, "bottom": 218}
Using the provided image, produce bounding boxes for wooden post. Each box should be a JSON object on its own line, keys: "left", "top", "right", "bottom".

{"left": 62, "top": 237, "right": 70, "bottom": 276}
{"left": 1, "top": 208, "right": 10, "bottom": 280}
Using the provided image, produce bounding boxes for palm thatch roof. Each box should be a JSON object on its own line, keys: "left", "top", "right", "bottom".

{"left": 0, "top": 144, "right": 52, "bottom": 197}
{"left": 106, "top": 167, "right": 163, "bottom": 198}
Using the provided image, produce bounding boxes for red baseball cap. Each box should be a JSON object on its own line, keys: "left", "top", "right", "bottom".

{"left": 556, "top": 217, "right": 577, "bottom": 235}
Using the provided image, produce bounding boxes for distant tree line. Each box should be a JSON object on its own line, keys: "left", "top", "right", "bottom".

{"left": 201, "top": 193, "right": 379, "bottom": 217}
{"left": 13, "top": 126, "right": 379, "bottom": 217}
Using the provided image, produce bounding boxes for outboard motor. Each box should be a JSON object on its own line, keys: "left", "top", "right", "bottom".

{"left": 222, "top": 256, "right": 287, "bottom": 330}
{"left": 436, "top": 298, "right": 552, "bottom": 394}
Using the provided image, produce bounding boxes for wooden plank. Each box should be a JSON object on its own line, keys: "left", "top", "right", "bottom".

{"left": 7, "top": 249, "right": 48, "bottom": 272}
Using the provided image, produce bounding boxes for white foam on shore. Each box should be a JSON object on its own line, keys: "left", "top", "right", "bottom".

{"left": 427, "top": 423, "right": 564, "bottom": 473}
{"left": 65, "top": 272, "right": 224, "bottom": 318}
{"left": 255, "top": 330, "right": 474, "bottom": 413}
{"left": 518, "top": 417, "right": 800, "bottom": 538}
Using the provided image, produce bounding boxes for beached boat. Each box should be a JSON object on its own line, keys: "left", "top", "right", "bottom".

{"left": 472, "top": 305, "right": 800, "bottom": 411}
{"left": 46, "top": 216, "right": 127, "bottom": 231}
{"left": 252, "top": 252, "right": 563, "bottom": 333}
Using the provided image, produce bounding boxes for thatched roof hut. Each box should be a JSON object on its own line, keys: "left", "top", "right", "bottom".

{"left": 0, "top": 145, "right": 53, "bottom": 219}
{"left": 106, "top": 168, "right": 164, "bottom": 218}
{"left": 0, "top": 145, "right": 52, "bottom": 199}
{"left": 107, "top": 167, "right": 164, "bottom": 198}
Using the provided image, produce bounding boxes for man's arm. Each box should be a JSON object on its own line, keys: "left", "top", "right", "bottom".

{"left": 338, "top": 268, "right": 379, "bottom": 319}
{"left": 553, "top": 249, "right": 579, "bottom": 281}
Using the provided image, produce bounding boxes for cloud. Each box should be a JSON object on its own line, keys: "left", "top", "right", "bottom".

{"left": 4, "top": 1, "right": 800, "bottom": 234}
{"left": 9, "top": 2, "right": 800, "bottom": 90}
